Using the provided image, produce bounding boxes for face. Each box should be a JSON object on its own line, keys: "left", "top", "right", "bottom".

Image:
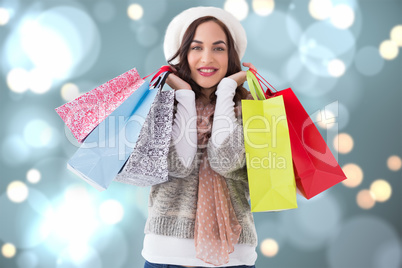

{"left": 187, "top": 21, "right": 229, "bottom": 90}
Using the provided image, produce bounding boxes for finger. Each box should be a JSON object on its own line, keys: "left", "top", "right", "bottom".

{"left": 242, "top": 62, "right": 257, "bottom": 72}
{"left": 249, "top": 64, "right": 257, "bottom": 72}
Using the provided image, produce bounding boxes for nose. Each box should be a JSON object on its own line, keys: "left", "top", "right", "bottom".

{"left": 200, "top": 49, "right": 213, "bottom": 64}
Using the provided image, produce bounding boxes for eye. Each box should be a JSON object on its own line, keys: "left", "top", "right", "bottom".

{"left": 214, "top": 47, "right": 226, "bottom": 52}
{"left": 191, "top": 46, "right": 202, "bottom": 50}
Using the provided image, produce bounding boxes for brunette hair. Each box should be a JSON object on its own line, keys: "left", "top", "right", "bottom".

{"left": 167, "top": 16, "right": 249, "bottom": 104}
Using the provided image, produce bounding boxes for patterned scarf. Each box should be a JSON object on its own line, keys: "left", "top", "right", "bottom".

{"left": 194, "top": 99, "right": 242, "bottom": 266}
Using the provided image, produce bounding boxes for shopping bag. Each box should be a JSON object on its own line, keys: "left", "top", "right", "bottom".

{"left": 67, "top": 71, "right": 170, "bottom": 191}
{"left": 114, "top": 72, "right": 174, "bottom": 186}
{"left": 55, "top": 68, "right": 144, "bottom": 143}
{"left": 242, "top": 73, "right": 298, "bottom": 212}
{"left": 249, "top": 70, "right": 347, "bottom": 199}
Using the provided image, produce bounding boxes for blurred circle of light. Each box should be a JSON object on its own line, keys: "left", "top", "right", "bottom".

{"left": 355, "top": 46, "right": 384, "bottom": 76}
{"left": 327, "top": 59, "right": 346, "bottom": 77}
{"left": 23, "top": 119, "right": 53, "bottom": 148}
{"left": 252, "top": 0, "right": 275, "bottom": 16}
{"left": 387, "top": 155, "right": 402, "bottom": 171}
{"left": 316, "top": 110, "right": 336, "bottom": 129}
{"left": 61, "top": 83, "right": 80, "bottom": 102}
{"left": 333, "top": 132, "right": 353, "bottom": 154}
{"left": 99, "top": 199, "right": 124, "bottom": 225}
{"left": 26, "top": 169, "right": 41, "bottom": 184}
{"left": 64, "top": 184, "right": 90, "bottom": 204}
{"left": 17, "top": 6, "right": 101, "bottom": 81}
{"left": 341, "top": 163, "right": 363, "bottom": 188}
{"left": 224, "top": 0, "right": 249, "bottom": 21}
{"left": 1, "top": 136, "right": 30, "bottom": 165}
{"left": 28, "top": 68, "right": 53, "bottom": 94}
{"left": 308, "top": 0, "right": 333, "bottom": 21}
{"left": 374, "top": 240, "right": 402, "bottom": 268}
{"left": 299, "top": 22, "right": 356, "bottom": 78}
{"left": 0, "top": 7, "right": 10, "bottom": 25}
{"left": 390, "top": 25, "right": 402, "bottom": 46}
{"left": 0, "top": 189, "right": 54, "bottom": 249}
{"left": 56, "top": 245, "right": 102, "bottom": 268}
{"left": 20, "top": 19, "right": 73, "bottom": 80}
{"left": 356, "top": 189, "right": 375, "bottom": 209}
{"left": 379, "top": 40, "right": 399, "bottom": 60}
{"left": 283, "top": 52, "right": 319, "bottom": 95}
{"left": 280, "top": 193, "right": 342, "bottom": 250}
{"left": 7, "top": 68, "right": 29, "bottom": 93}
{"left": 330, "top": 4, "right": 355, "bottom": 29}
{"left": 45, "top": 185, "right": 99, "bottom": 251}
{"left": 7, "top": 181, "right": 29, "bottom": 203}
{"left": 67, "top": 244, "right": 94, "bottom": 266}
{"left": 260, "top": 238, "right": 279, "bottom": 257}
{"left": 31, "top": 157, "right": 80, "bottom": 196}
{"left": 370, "top": 179, "right": 392, "bottom": 202}
{"left": 1, "top": 243, "right": 16, "bottom": 258}
{"left": 127, "top": 4, "right": 143, "bottom": 21}
{"left": 328, "top": 215, "right": 401, "bottom": 268}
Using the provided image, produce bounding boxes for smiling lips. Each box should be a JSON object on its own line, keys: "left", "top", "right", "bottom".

{"left": 198, "top": 68, "right": 218, "bottom": 77}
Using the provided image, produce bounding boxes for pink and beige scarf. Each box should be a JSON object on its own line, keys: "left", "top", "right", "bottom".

{"left": 194, "top": 99, "right": 242, "bottom": 266}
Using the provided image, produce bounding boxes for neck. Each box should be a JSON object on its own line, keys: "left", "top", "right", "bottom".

{"left": 200, "top": 86, "right": 216, "bottom": 103}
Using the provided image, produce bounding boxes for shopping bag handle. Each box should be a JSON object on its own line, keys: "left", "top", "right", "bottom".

{"left": 150, "top": 71, "right": 170, "bottom": 90}
{"left": 143, "top": 66, "right": 172, "bottom": 91}
{"left": 246, "top": 70, "right": 266, "bottom": 100}
{"left": 143, "top": 65, "right": 173, "bottom": 82}
{"left": 248, "top": 69, "right": 278, "bottom": 98}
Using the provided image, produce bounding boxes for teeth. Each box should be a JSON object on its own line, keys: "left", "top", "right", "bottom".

{"left": 199, "top": 69, "right": 216, "bottom": 73}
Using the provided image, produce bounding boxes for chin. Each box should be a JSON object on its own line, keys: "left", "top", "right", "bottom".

{"left": 193, "top": 77, "right": 224, "bottom": 90}
{"left": 197, "top": 81, "right": 219, "bottom": 89}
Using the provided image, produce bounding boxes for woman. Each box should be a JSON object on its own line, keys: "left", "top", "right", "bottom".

{"left": 143, "top": 7, "right": 258, "bottom": 267}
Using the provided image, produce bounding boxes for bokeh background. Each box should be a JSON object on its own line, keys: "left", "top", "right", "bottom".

{"left": 0, "top": 0, "right": 401, "bottom": 267}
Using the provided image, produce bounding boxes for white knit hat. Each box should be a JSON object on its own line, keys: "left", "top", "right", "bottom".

{"left": 163, "top": 6, "right": 247, "bottom": 64}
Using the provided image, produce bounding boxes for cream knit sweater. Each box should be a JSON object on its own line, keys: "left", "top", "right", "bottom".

{"left": 143, "top": 79, "right": 258, "bottom": 247}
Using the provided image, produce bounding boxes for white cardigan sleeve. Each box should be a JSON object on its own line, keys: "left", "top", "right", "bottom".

{"left": 169, "top": 89, "right": 197, "bottom": 170}
{"left": 208, "top": 78, "right": 247, "bottom": 179}
{"left": 210, "top": 77, "right": 238, "bottom": 147}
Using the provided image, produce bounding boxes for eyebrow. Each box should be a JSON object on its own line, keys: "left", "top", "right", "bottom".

{"left": 192, "top": 40, "right": 227, "bottom": 46}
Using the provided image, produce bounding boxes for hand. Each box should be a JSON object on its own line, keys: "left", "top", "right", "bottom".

{"left": 227, "top": 62, "right": 257, "bottom": 86}
{"left": 164, "top": 66, "right": 192, "bottom": 90}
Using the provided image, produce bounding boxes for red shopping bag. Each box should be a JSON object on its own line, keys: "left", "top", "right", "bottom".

{"left": 249, "top": 70, "right": 347, "bottom": 199}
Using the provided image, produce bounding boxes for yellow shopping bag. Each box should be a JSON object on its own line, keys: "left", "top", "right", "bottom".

{"left": 242, "top": 71, "right": 297, "bottom": 212}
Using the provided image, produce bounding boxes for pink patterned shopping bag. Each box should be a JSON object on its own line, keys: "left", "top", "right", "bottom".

{"left": 55, "top": 68, "right": 144, "bottom": 142}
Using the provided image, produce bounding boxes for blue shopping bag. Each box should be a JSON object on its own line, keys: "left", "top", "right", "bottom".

{"left": 67, "top": 72, "right": 169, "bottom": 191}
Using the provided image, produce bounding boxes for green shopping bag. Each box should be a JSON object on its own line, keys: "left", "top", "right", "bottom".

{"left": 242, "top": 71, "right": 297, "bottom": 212}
